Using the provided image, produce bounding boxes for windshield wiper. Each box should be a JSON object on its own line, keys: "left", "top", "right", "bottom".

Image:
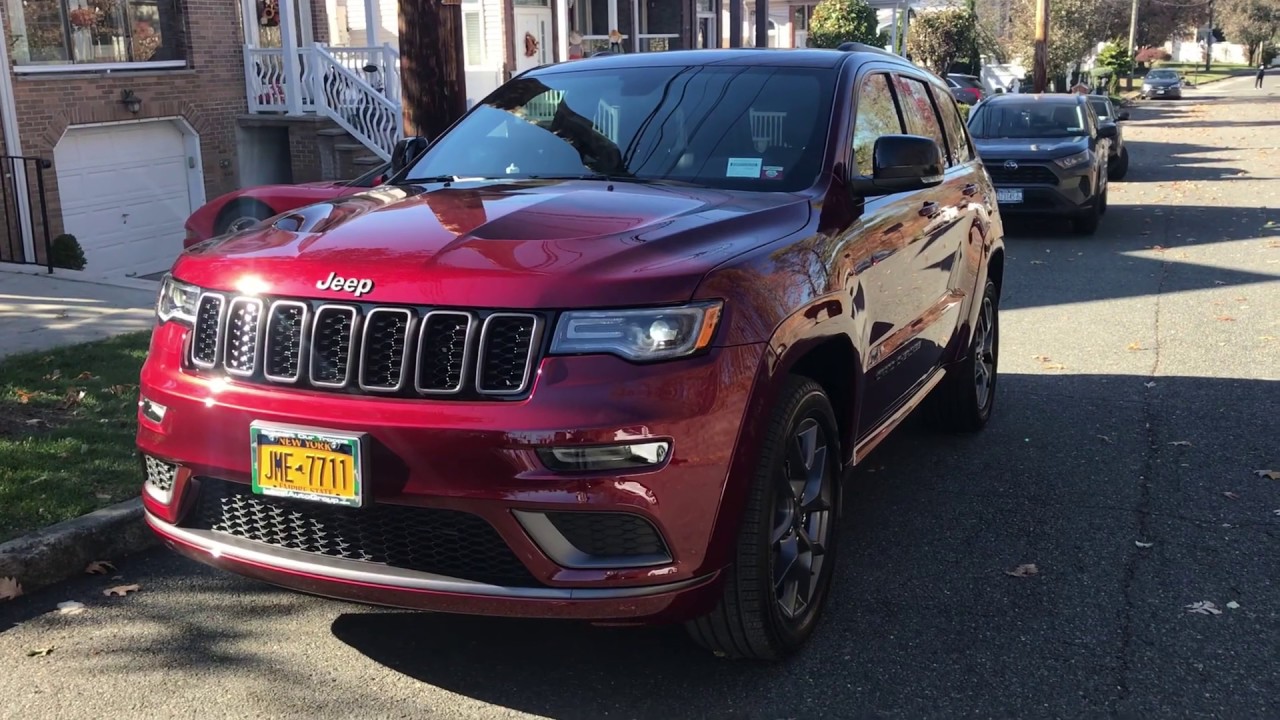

{"left": 396, "top": 175, "right": 492, "bottom": 185}
{"left": 525, "top": 173, "right": 706, "bottom": 188}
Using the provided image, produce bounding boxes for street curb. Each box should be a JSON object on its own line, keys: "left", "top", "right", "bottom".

{"left": 0, "top": 498, "right": 156, "bottom": 593}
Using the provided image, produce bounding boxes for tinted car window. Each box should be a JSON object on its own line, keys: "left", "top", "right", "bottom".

{"left": 405, "top": 65, "right": 836, "bottom": 192}
{"left": 852, "top": 73, "right": 904, "bottom": 176}
{"left": 968, "top": 101, "right": 1088, "bottom": 138}
{"left": 893, "top": 75, "right": 950, "bottom": 166}
{"left": 934, "top": 90, "right": 973, "bottom": 165}
{"left": 1087, "top": 98, "right": 1111, "bottom": 121}
{"left": 1146, "top": 69, "right": 1179, "bottom": 81}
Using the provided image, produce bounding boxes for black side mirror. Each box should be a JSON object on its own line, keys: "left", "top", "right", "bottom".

{"left": 849, "top": 135, "right": 945, "bottom": 196}
{"left": 389, "top": 136, "right": 430, "bottom": 175}
{"left": 1115, "top": 109, "right": 1130, "bottom": 121}
{"left": 1097, "top": 122, "right": 1118, "bottom": 139}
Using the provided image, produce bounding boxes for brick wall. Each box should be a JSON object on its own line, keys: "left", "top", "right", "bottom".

{"left": 1, "top": 0, "right": 249, "bottom": 255}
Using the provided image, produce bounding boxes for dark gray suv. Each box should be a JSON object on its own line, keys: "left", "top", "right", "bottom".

{"left": 967, "top": 93, "right": 1116, "bottom": 235}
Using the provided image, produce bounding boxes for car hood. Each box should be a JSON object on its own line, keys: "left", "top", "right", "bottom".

{"left": 174, "top": 180, "right": 811, "bottom": 308}
{"left": 972, "top": 136, "right": 1089, "bottom": 160}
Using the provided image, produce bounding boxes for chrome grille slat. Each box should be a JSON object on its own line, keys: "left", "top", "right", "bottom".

{"left": 310, "top": 305, "right": 358, "bottom": 388}
{"left": 359, "top": 308, "right": 413, "bottom": 392}
{"left": 187, "top": 294, "right": 540, "bottom": 399}
{"left": 223, "top": 297, "right": 264, "bottom": 376}
{"left": 416, "top": 311, "right": 473, "bottom": 394}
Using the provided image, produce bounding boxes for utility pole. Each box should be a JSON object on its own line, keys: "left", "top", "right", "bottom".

{"left": 755, "top": 0, "right": 768, "bottom": 47}
{"left": 1033, "top": 0, "right": 1049, "bottom": 92}
{"left": 1204, "top": 0, "right": 1216, "bottom": 72}
{"left": 399, "top": 0, "right": 467, "bottom": 140}
{"left": 1126, "top": 0, "right": 1138, "bottom": 90}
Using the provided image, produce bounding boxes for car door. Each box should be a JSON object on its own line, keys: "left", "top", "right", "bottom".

{"left": 857, "top": 72, "right": 971, "bottom": 425}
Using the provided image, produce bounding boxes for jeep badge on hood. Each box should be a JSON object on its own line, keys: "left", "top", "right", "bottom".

{"left": 316, "top": 272, "right": 374, "bottom": 297}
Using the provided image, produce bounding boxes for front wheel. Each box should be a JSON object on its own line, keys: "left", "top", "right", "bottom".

{"left": 1109, "top": 146, "right": 1129, "bottom": 181}
{"left": 686, "top": 377, "right": 842, "bottom": 660}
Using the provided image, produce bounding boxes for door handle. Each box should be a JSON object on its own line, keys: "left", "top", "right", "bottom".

{"left": 962, "top": 183, "right": 979, "bottom": 197}
{"left": 918, "top": 202, "right": 939, "bottom": 217}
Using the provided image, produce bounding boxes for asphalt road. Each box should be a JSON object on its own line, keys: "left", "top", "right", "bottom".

{"left": 3, "top": 75, "right": 1278, "bottom": 720}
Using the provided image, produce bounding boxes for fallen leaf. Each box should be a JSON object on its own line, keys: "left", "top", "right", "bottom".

{"left": 75, "top": 371, "right": 97, "bottom": 381}
{"left": 1168, "top": 440, "right": 1192, "bottom": 447}
{"left": 84, "top": 561, "right": 116, "bottom": 575}
{"left": 57, "top": 601, "right": 86, "bottom": 615}
{"left": 0, "top": 577, "right": 23, "bottom": 601}
{"left": 1043, "top": 363, "right": 1067, "bottom": 370}
{"left": 1144, "top": 381, "right": 1157, "bottom": 388}
{"left": 15, "top": 390, "right": 35, "bottom": 404}
{"left": 1186, "top": 601, "right": 1222, "bottom": 615}
{"left": 1005, "top": 563, "right": 1039, "bottom": 578}
{"left": 1030, "top": 260, "right": 1047, "bottom": 265}
{"left": 1126, "top": 341, "right": 1145, "bottom": 351}
{"left": 1135, "top": 541, "right": 1154, "bottom": 548}
{"left": 26, "top": 648, "right": 54, "bottom": 657}
{"left": 42, "top": 369, "right": 61, "bottom": 381}
{"left": 1032, "top": 354, "right": 1052, "bottom": 362}
{"left": 24, "top": 419, "right": 46, "bottom": 427}
{"left": 1226, "top": 601, "right": 1240, "bottom": 609}
{"left": 60, "top": 389, "right": 86, "bottom": 409}
{"left": 1215, "top": 315, "right": 1236, "bottom": 322}
{"left": 1213, "top": 280, "right": 1227, "bottom": 285}
{"left": 1254, "top": 469, "right": 1280, "bottom": 480}
{"left": 1224, "top": 491, "right": 1240, "bottom": 500}
{"left": 1098, "top": 435, "right": 1114, "bottom": 444}
{"left": 103, "top": 584, "right": 140, "bottom": 597}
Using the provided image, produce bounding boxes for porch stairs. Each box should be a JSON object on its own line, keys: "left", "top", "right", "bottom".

{"left": 317, "top": 127, "right": 387, "bottom": 179}
{"left": 246, "top": 43, "right": 403, "bottom": 162}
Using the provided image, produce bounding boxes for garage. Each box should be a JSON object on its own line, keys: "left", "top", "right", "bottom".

{"left": 54, "top": 120, "right": 199, "bottom": 278}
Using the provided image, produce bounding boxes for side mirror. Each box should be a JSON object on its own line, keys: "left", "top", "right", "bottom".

{"left": 389, "top": 136, "right": 430, "bottom": 176}
{"left": 1097, "top": 122, "right": 1118, "bottom": 139}
{"left": 1115, "top": 109, "right": 1130, "bottom": 121}
{"left": 849, "top": 135, "right": 945, "bottom": 196}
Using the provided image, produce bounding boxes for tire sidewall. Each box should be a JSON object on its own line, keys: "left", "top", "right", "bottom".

{"left": 755, "top": 386, "right": 843, "bottom": 651}
{"left": 975, "top": 280, "right": 1000, "bottom": 423}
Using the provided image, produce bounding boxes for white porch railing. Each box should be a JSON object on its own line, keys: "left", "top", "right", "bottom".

{"left": 245, "top": 44, "right": 403, "bottom": 161}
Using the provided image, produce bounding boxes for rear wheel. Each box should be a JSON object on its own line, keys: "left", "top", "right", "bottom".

{"left": 1109, "top": 146, "right": 1129, "bottom": 181}
{"left": 686, "top": 377, "right": 842, "bottom": 660}
{"left": 926, "top": 279, "right": 999, "bottom": 433}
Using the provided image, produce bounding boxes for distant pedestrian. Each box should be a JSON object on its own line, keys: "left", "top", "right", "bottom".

{"left": 1257, "top": 63, "right": 1266, "bottom": 89}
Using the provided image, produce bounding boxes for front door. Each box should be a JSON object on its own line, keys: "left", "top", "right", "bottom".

{"left": 514, "top": 7, "right": 553, "bottom": 73}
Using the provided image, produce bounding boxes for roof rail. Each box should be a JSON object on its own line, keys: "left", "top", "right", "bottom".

{"left": 835, "top": 41, "right": 899, "bottom": 58}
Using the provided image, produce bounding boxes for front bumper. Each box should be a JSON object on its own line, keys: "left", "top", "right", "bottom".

{"left": 1142, "top": 86, "right": 1181, "bottom": 98}
{"left": 138, "top": 321, "right": 768, "bottom": 621}
{"left": 984, "top": 161, "right": 1097, "bottom": 216}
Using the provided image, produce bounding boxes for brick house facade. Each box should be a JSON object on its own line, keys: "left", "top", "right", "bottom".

{"left": 1, "top": 0, "right": 333, "bottom": 274}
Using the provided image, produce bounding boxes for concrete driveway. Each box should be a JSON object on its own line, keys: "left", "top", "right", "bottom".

{"left": 0, "top": 271, "right": 155, "bottom": 359}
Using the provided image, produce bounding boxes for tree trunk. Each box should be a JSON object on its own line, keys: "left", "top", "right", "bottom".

{"left": 399, "top": 0, "right": 467, "bottom": 140}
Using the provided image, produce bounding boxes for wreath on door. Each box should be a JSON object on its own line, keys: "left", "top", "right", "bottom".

{"left": 523, "top": 32, "right": 539, "bottom": 58}
{"left": 257, "top": 0, "right": 280, "bottom": 27}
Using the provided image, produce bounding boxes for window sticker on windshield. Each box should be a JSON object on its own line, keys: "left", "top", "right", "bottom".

{"left": 726, "top": 157, "right": 763, "bottom": 178}
{"left": 762, "top": 165, "right": 785, "bottom": 180}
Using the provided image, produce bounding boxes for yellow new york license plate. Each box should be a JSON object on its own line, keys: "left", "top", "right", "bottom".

{"left": 250, "top": 422, "right": 367, "bottom": 508}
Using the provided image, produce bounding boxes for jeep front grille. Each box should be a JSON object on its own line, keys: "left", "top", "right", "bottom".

{"left": 189, "top": 292, "right": 545, "bottom": 399}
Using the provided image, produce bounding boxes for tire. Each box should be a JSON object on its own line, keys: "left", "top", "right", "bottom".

{"left": 1108, "top": 146, "right": 1129, "bottom": 181}
{"left": 686, "top": 377, "right": 842, "bottom": 661}
{"left": 214, "top": 199, "right": 275, "bottom": 237}
{"left": 925, "top": 279, "right": 999, "bottom": 433}
{"left": 1072, "top": 183, "right": 1104, "bottom": 235}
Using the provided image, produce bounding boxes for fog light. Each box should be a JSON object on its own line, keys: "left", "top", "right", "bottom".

{"left": 538, "top": 441, "right": 671, "bottom": 472}
{"left": 139, "top": 397, "right": 167, "bottom": 423}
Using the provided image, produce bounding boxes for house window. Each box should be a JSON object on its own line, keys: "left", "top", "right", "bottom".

{"left": 463, "top": 5, "right": 484, "bottom": 67}
{"left": 5, "top": 0, "right": 186, "bottom": 67}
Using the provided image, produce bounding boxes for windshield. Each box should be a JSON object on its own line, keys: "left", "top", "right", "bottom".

{"left": 403, "top": 65, "right": 836, "bottom": 192}
{"left": 968, "top": 102, "right": 1088, "bottom": 139}
{"left": 1088, "top": 98, "right": 1111, "bottom": 121}
{"left": 1146, "top": 70, "right": 1178, "bottom": 80}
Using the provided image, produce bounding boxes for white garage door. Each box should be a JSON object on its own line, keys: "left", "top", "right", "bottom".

{"left": 55, "top": 121, "right": 194, "bottom": 277}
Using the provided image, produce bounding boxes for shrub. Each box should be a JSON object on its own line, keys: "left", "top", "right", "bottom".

{"left": 1135, "top": 47, "right": 1172, "bottom": 64}
{"left": 808, "top": 0, "right": 881, "bottom": 49}
{"left": 49, "top": 233, "right": 86, "bottom": 271}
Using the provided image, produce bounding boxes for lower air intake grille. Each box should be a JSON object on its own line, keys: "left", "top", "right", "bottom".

{"left": 545, "top": 512, "right": 668, "bottom": 557}
{"left": 189, "top": 478, "right": 541, "bottom": 587}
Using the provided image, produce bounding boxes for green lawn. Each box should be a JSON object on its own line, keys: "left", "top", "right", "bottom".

{"left": 0, "top": 332, "right": 151, "bottom": 543}
{"left": 1156, "top": 62, "right": 1252, "bottom": 87}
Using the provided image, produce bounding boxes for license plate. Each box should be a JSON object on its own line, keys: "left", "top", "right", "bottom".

{"left": 997, "top": 188, "right": 1024, "bottom": 204}
{"left": 250, "top": 422, "right": 367, "bottom": 508}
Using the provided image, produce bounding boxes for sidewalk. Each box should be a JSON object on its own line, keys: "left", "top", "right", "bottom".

{"left": 0, "top": 270, "right": 155, "bottom": 359}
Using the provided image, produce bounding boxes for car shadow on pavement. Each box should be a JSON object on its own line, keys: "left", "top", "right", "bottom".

{"left": 329, "top": 372, "right": 1280, "bottom": 719}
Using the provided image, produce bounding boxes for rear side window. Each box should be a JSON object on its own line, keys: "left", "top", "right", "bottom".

{"left": 934, "top": 90, "right": 973, "bottom": 165}
{"left": 893, "top": 75, "right": 950, "bottom": 166}
{"left": 851, "top": 73, "right": 904, "bottom": 177}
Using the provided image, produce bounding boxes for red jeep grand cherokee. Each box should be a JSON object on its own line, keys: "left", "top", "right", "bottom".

{"left": 140, "top": 46, "right": 1005, "bottom": 660}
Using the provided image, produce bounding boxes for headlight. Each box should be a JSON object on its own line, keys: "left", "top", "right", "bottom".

{"left": 156, "top": 274, "right": 200, "bottom": 324}
{"left": 1053, "top": 151, "right": 1091, "bottom": 170}
{"left": 1142, "top": 83, "right": 1152, "bottom": 90}
{"left": 550, "top": 301, "right": 723, "bottom": 362}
